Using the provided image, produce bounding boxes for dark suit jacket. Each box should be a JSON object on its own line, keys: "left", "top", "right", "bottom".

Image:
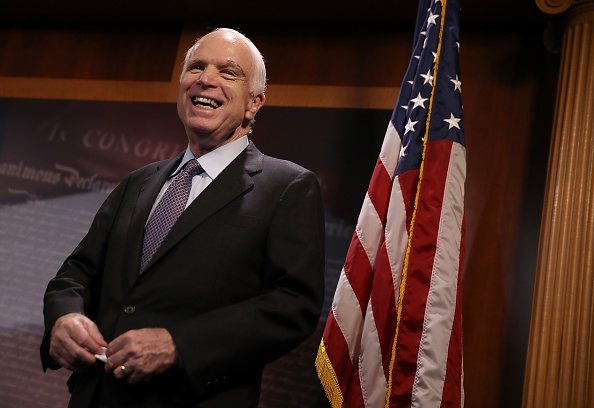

{"left": 41, "top": 142, "right": 325, "bottom": 407}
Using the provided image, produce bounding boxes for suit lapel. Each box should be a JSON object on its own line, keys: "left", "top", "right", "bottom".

{"left": 134, "top": 157, "right": 183, "bottom": 226}
{"left": 125, "top": 153, "right": 183, "bottom": 285}
{"left": 141, "top": 143, "right": 264, "bottom": 274}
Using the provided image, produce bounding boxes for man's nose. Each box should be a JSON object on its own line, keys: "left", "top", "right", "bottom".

{"left": 197, "top": 68, "right": 216, "bottom": 87}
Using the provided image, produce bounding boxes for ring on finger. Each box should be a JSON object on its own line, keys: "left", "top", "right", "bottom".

{"left": 120, "top": 365, "right": 128, "bottom": 375}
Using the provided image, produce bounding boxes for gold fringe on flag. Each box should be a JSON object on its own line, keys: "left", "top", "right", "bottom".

{"left": 315, "top": 339, "right": 345, "bottom": 408}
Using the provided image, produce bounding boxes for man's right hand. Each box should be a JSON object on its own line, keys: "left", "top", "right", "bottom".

{"left": 49, "top": 313, "right": 108, "bottom": 373}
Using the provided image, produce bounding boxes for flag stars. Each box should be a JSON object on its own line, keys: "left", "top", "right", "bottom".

{"left": 450, "top": 75, "right": 462, "bottom": 92}
{"left": 444, "top": 113, "right": 462, "bottom": 130}
{"left": 427, "top": 11, "right": 439, "bottom": 26}
{"left": 410, "top": 92, "right": 428, "bottom": 110}
{"left": 400, "top": 143, "right": 408, "bottom": 158}
{"left": 421, "top": 70, "right": 434, "bottom": 86}
{"left": 405, "top": 118, "right": 418, "bottom": 134}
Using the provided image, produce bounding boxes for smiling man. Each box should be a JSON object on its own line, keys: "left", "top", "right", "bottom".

{"left": 40, "top": 28, "right": 325, "bottom": 408}
{"left": 177, "top": 29, "right": 266, "bottom": 156}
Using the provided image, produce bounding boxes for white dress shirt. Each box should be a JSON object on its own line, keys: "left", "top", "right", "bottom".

{"left": 148, "top": 136, "right": 249, "bottom": 219}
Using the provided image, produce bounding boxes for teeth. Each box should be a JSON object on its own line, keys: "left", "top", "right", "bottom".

{"left": 192, "top": 97, "right": 221, "bottom": 109}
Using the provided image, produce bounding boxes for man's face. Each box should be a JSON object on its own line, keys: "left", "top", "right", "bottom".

{"left": 177, "top": 31, "right": 265, "bottom": 154}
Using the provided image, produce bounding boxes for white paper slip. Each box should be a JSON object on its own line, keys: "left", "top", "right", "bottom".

{"left": 94, "top": 347, "right": 107, "bottom": 363}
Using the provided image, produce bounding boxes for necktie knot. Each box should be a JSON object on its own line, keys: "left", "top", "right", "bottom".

{"left": 182, "top": 159, "right": 204, "bottom": 178}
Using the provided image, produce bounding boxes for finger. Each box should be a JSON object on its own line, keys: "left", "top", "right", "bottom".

{"left": 105, "top": 351, "right": 145, "bottom": 383}
{"left": 73, "top": 319, "right": 107, "bottom": 355}
{"left": 112, "top": 363, "right": 147, "bottom": 384}
{"left": 84, "top": 322, "right": 108, "bottom": 352}
{"left": 106, "top": 330, "right": 133, "bottom": 356}
{"left": 112, "top": 363, "right": 130, "bottom": 381}
{"left": 50, "top": 348, "right": 73, "bottom": 371}
{"left": 104, "top": 350, "right": 126, "bottom": 373}
{"left": 68, "top": 343, "right": 98, "bottom": 368}
{"left": 51, "top": 331, "right": 97, "bottom": 370}
{"left": 124, "top": 364, "right": 150, "bottom": 385}
{"left": 104, "top": 335, "right": 133, "bottom": 372}
{"left": 53, "top": 348, "right": 95, "bottom": 372}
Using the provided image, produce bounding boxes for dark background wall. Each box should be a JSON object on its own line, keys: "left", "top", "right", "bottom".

{"left": 0, "top": 1, "right": 559, "bottom": 407}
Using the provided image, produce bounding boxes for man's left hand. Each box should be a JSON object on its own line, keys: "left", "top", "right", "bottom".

{"left": 105, "top": 328, "right": 180, "bottom": 384}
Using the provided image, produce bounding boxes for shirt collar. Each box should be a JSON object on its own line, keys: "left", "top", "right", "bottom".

{"left": 171, "top": 135, "right": 249, "bottom": 179}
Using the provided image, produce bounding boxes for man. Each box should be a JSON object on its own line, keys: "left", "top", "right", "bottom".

{"left": 40, "top": 28, "right": 325, "bottom": 408}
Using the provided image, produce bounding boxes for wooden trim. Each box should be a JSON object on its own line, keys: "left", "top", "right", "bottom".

{"left": 265, "top": 84, "right": 397, "bottom": 110}
{"left": 0, "top": 77, "right": 179, "bottom": 102}
{"left": 0, "top": 26, "right": 398, "bottom": 110}
{"left": 0, "top": 77, "right": 397, "bottom": 110}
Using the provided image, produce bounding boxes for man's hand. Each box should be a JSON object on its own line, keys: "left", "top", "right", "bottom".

{"left": 105, "top": 328, "right": 179, "bottom": 384}
{"left": 49, "top": 313, "right": 108, "bottom": 372}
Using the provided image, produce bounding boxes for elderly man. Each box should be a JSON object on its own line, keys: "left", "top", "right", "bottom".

{"left": 41, "top": 28, "right": 325, "bottom": 408}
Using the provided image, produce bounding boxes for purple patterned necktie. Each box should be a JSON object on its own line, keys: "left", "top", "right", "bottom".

{"left": 140, "top": 159, "right": 204, "bottom": 273}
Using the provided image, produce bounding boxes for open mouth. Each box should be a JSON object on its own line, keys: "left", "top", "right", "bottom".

{"left": 192, "top": 97, "right": 222, "bottom": 110}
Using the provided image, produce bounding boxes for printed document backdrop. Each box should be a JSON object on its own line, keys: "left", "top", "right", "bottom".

{"left": 0, "top": 98, "right": 389, "bottom": 407}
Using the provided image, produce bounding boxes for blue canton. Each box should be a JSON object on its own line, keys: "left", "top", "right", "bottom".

{"left": 392, "top": 0, "right": 465, "bottom": 176}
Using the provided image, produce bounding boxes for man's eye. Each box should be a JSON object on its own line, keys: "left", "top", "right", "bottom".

{"left": 189, "top": 65, "right": 203, "bottom": 72}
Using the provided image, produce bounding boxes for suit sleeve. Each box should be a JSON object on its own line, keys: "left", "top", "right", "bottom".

{"left": 40, "top": 174, "right": 130, "bottom": 370}
{"left": 168, "top": 169, "right": 325, "bottom": 392}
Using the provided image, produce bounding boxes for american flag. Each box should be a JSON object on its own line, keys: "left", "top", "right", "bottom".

{"left": 315, "top": 0, "right": 466, "bottom": 407}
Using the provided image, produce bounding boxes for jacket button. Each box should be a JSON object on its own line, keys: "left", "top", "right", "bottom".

{"left": 124, "top": 306, "right": 136, "bottom": 315}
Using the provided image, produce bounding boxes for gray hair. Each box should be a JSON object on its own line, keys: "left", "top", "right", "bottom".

{"left": 180, "top": 28, "right": 267, "bottom": 96}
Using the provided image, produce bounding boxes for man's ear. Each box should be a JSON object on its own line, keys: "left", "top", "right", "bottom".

{"left": 245, "top": 92, "right": 266, "bottom": 121}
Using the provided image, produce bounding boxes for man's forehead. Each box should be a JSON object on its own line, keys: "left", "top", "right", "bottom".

{"left": 189, "top": 39, "right": 252, "bottom": 69}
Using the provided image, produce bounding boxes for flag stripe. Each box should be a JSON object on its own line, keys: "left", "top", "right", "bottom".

{"left": 398, "top": 170, "right": 422, "bottom": 231}
{"left": 369, "top": 158, "right": 396, "bottom": 226}
{"left": 440, "top": 212, "right": 465, "bottom": 408}
{"left": 345, "top": 368, "right": 365, "bottom": 406}
{"left": 318, "top": 310, "right": 353, "bottom": 403}
{"left": 350, "top": 194, "right": 384, "bottom": 303}
{"left": 359, "top": 304, "right": 389, "bottom": 407}
{"left": 388, "top": 140, "right": 453, "bottom": 407}
{"left": 371, "top": 241, "right": 400, "bottom": 375}
{"left": 373, "top": 174, "right": 412, "bottom": 372}
{"left": 332, "top": 269, "right": 365, "bottom": 365}
{"left": 412, "top": 141, "right": 465, "bottom": 408}
{"left": 380, "top": 121, "right": 403, "bottom": 181}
